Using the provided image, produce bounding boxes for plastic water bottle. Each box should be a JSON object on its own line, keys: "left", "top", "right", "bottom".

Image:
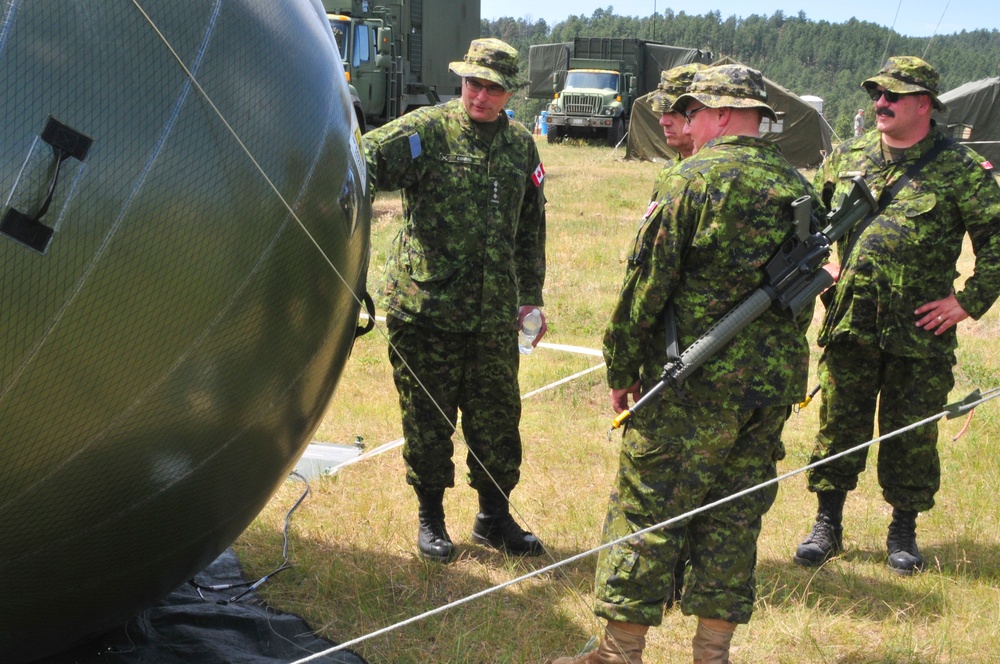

{"left": 518, "top": 308, "right": 542, "bottom": 355}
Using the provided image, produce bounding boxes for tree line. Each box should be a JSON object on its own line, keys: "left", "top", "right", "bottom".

{"left": 482, "top": 7, "right": 1000, "bottom": 140}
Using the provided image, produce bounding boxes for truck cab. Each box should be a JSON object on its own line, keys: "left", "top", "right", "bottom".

{"left": 323, "top": 0, "right": 479, "bottom": 132}
{"left": 327, "top": 11, "right": 390, "bottom": 131}
{"left": 546, "top": 60, "right": 636, "bottom": 146}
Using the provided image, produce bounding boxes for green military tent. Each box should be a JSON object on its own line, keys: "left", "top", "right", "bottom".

{"left": 626, "top": 59, "right": 833, "bottom": 169}
{"left": 937, "top": 77, "right": 1000, "bottom": 166}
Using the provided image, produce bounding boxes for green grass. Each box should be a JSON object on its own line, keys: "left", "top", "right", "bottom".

{"left": 233, "top": 142, "right": 1000, "bottom": 663}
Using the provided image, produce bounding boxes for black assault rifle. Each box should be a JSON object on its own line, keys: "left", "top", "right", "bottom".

{"left": 610, "top": 176, "right": 876, "bottom": 433}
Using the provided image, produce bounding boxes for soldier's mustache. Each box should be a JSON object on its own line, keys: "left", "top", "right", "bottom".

{"left": 876, "top": 108, "right": 895, "bottom": 118}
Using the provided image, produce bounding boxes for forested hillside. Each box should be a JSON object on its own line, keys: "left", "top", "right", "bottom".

{"left": 482, "top": 7, "right": 1000, "bottom": 139}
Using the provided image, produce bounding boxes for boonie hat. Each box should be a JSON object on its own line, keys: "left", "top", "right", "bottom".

{"left": 673, "top": 64, "right": 778, "bottom": 122}
{"left": 650, "top": 63, "right": 707, "bottom": 113}
{"left": 449, "top": 38, "right": 523, "bottom": 91}
{"left": 862, "top": 56, "right": 946, "bottom": 111}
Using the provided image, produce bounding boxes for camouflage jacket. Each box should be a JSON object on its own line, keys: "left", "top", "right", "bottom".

{"left": 816, "top": 129, "right": 1000, "bottom": 357}
{"left": 363, "top": 99, "right": 546, "bottom": 333}
{"left": 604, "top": 135, "right": 816, "bottom": 406}
{"left": 624, "top": 157, "right": 683, "bottom": 271}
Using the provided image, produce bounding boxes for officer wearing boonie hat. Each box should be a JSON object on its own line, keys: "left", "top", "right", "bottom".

{"left": 649, "top": 63, "right": 706, "bottom": 114}
{"left": 793, "top": 54, "right": 1000, "bottom": 580}
{"left": 448, "top": 37, "right": 524, "bottom": 91}
{"left": 553, "top": 58, "right": 817, "bottom": 664}
{"left": 673, "top": 63, "right": 778, "bottom": 122}
{"left": 363, "top": 36, "right": 547, "bottom": 566}
{"left": 861, "top": 55, "right": 946, "bottom": 111}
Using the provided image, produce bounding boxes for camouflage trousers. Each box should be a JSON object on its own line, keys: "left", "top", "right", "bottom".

{"left": 806, "top": 340, "right": 955, "bottom": 511}
{"left": 593, "top": 400, "right": 789, "bottom": 626}
{"left": 387, "top": 316, "right": 522, "bottom": 492}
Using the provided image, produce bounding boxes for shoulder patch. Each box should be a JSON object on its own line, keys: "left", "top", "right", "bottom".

{"left": 408, "top": 132, "right": 421, "bottom": 159}
{"left": 531, "top": 162, "right": 546, "bottom": 187}
{"left": 643, "top": 200, "right": 659, "bottom": 220}
{"left": 982, "top": 160, "right": 994, "bottom": 171}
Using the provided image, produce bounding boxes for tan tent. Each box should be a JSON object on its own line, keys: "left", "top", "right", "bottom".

{"left": 626, "top": 59, "right": 833, "bottom": 169}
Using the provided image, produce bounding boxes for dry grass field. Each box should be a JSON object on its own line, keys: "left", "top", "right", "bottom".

{"left": 234, "top": 140, "right": 1000, "bottom": 663}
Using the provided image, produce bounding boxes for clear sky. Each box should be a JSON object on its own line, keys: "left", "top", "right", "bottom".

{"left": 480, "top": 0, "right": 997, "bottom": 38}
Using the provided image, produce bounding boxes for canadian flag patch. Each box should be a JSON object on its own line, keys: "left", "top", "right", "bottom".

{"left": 531, "top": 162, "right": 546, "bottom": 187}
{"left": 982, "top": 160, "right": 994, "bottom": 170}
{"left": 643, "top": 200, "right": 659, "bottom": 220}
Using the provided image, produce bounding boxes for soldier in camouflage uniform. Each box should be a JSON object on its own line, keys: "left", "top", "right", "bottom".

{"left": 628, "top": 62, "right": 707, "bottom": 612}
{"left": 554, "top": 65, "right": 817, "bottom": 664}
{"left": 794, "top": 56, "right": 1000, "bottom": 575}
{"left": 362, "top": 38, "right": 547, "bottom": 563}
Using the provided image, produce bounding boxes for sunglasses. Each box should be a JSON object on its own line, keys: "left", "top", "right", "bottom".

{"left": 465, "top": 78, "right": 507, "bottom": 97}
{"left": 867, "top": 88, "right": 906, "bottom": 103}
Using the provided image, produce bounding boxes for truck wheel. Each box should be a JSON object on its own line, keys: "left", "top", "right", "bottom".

{"left": 546, "top": 126, "right": 562, "bottom": 144}
{"left": 354, "top": 101, "right": 368, "bottom": 134}
{"left": 607, "top": 117, "right": 626, "bottom": 147}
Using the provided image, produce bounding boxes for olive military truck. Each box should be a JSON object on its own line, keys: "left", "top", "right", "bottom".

{"left": 527, "top": 38, "right": 713, "bottom": 145}
{"left": 323, "top": 0, "right": 480, "bottom": 131}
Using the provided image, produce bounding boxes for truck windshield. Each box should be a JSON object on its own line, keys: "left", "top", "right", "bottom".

{"left": 328, "top": 17, "right": 350, "bottom": 61}
{"left": 565, "top": 71, "right": 619, "bottom": 92}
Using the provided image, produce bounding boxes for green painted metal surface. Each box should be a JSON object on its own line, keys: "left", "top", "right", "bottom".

{"left": 0, "top": 1, "right": 370, "bottom": 660}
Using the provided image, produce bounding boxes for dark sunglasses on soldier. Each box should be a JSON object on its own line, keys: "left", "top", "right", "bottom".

{"left": 867, "top": 88, "right": 905, "bottom": 103}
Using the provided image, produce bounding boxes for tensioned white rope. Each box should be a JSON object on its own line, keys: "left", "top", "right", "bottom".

{"left": 879, "top": 0, "right": 905, "bottom": 66}
{"left": 325, "top": 361, "right": 605, "bottom": 472}
{"left": 288, "top": 386, "right": 1000, "bottom": 663}
{"left": 921, "top": 0, "right": 953, "bottom": 60}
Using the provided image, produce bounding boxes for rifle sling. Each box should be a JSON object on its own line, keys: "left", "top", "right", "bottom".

{"left": 842, "top": 133, "right": 954, "bottom": 263}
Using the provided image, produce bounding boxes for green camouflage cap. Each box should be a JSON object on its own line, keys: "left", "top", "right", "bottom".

{"left": 674, "top": 64, "right": 778, "bottom": 122}
{"left": 650, "top": 63, "right": 707, "bottom": 113}
{"left": 862, "top": 56, "right": 946, "bottom": 111}
{"left": 449, "top": 38, "right": 523, "bottom": 91}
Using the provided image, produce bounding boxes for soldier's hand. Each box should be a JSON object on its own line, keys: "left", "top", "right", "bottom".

{"left": 518, "top": 305, "right": 547, "bottom": 346}
{"left": 610, "top": 381, "right": 642, "bottom": 414}
{"left": 915, "top": 292, "right": 969, "bottom": 335}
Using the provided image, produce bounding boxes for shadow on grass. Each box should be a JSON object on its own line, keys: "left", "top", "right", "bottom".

{"left": 756, "top": 555, "right": 947, "bottom": 622}
{"left": 256, "top": 533, "right": 602, "bottom": 664}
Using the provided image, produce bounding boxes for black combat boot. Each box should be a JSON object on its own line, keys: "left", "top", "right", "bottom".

{"left": 471, "top": 485, "right": 544, "bottom": 556}
{"left": 886, "top": 508, "right": 923, "bottom": 575}
{"left": 793, "top": 490, "right": 847, "bottom": 566}
{"left": 415, "top": 487, "right": 455, "bottom": 563}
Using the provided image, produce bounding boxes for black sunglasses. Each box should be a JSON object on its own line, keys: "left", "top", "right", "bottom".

{"left": 867, "top": 88, "right": 905, "bottom": 103}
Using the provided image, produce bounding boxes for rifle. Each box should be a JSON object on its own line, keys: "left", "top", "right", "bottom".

{"left": 610, "top": 176, "right": 876, "bottom": 433}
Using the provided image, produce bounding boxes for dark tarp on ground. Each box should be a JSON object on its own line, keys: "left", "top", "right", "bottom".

{"left": 35, "top": 549, "right": 367, "bottom": 664}
{"left": 626, "top": 58, "right": 833, "bottom": 169}
{"left": 526, "top": 41, "right": 713, "bottom": 100}
{"left": 937, "top": 76, "right": 1000, "bottom": 166}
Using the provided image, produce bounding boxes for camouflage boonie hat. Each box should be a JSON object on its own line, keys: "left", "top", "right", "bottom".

{"left": 674, "top": 64, "right": 778, "bottom": 122}
{"left": 650, "top": 63, "right": 707, "bottom": 113}
{"left": 449, "top": 38, "right": 523, "bottom": 91}
{"left": 862, "top": 56, "right": 946, "bottom": 111}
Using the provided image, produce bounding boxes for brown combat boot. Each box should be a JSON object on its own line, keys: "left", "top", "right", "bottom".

{"left": 551, "top": 621, "right": 648, "bottom": 664}
{"left": 692, "top": 618, "right": 736, "bottom": 664}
